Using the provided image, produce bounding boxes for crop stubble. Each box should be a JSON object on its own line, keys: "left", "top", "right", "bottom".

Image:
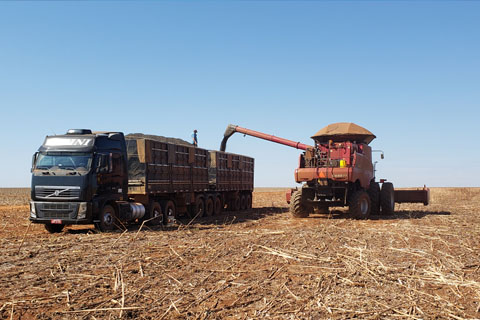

{"left": 0, "top": 187, "right": 479, "bottom": 319}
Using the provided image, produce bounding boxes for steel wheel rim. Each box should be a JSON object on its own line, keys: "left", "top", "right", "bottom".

{"left": 103, "top": 212, "right": 113, "bottom": 224}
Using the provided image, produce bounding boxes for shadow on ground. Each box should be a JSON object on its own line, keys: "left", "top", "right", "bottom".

{"left": 308, "top": 209, "right": 451, "bottom": 220}
{"left": 65, "top": 206, "right": 289, "bottom": 234}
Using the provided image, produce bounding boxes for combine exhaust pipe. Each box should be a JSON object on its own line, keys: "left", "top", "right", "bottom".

{"left": 220, "top": 124, "right": 312, "bottom": 152}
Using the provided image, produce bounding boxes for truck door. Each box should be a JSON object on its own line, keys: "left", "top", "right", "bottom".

{"left": 96, "top": 152, "right": 125, "bottom": 200}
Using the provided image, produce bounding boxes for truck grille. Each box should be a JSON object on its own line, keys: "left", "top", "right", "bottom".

{"left": 36, "top": 202, "right": 78, "bottom": 219}
{"left": 35, "top": 186, "right": 81, "bottom": 200}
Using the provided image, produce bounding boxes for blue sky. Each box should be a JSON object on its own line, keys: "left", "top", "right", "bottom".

{"left": 0, "top": 1, "right": 479, "bottom": 187}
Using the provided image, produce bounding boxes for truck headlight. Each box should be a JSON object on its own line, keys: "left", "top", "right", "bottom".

{"left": 30, "top": 201, "right": 36, "bottom": 218}
{"left": 77, "top": 202, "right": 87, "bottom": 219}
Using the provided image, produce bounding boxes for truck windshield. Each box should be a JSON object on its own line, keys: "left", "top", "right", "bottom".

{"left": 35, "top": 152, "right": 93, "bottom": 172}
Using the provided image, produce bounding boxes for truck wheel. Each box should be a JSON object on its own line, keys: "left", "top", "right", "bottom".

{"left": 214, "top": 196, "right": 223, "bottom": 215}
{"left": 163, "top": 200, "right": 176, "bottom": 221}
{"left": 368, "top": 181, "right": 381, "bottom": 215}
{"left": 192, "top": 197, "right": 204, "bottom": 218}
{"left": 205, "top": 197, "right": 214, "bottom": 216}
{"left": 96, "top": 205, "right": 117, "bottom": 232}
{"left": 290, "top": 190, "right": 309, "bottom": 218}
{"left": 380, "top": 182, "right": 395, "bottom": 215}
{"left": 44, "top": 223, "right": 64, "bottom": 233}
{"left": 349, "top": 190, "right": 371, "bottom": 219}
{"left": 240, "top": 194, "right": 247, "bottom": 211}
{"left": 246, "top": 193, "right": 252, "bottom": 209}
{"left": 233, "top": 195, "right": 241, "bottom": 211}
{"left": 148, "top": 202, "right": 163, "bottom": 225}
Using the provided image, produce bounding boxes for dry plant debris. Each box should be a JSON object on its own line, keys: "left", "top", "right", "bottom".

{"left": 0, "top": 187, "right": 479, "bottom": 319}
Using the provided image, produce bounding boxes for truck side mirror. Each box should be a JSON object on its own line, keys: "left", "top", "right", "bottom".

{"left": 381, "top": 153, "right": 384, "bottom": 159}
{"left": 31, "top": 152, "right": 38, "bottom": 172}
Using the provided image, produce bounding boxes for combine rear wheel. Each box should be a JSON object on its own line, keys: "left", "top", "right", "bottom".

{"left": 380, "top": 182, "right": 395, "bottom": 215}
{"left": 349, "top": 190, "right": 371, "bottom": 219}
{"left": 368, "top": 181, "right": 381, "bottom": 215}
{"left": 315, "top": 206, "right": 329, "bottom": 214}
{"left": 290, "top": 190, "right": 310, "bottom": 218}
{"left": 44, "top": 223, "right": 64, "bottom": 233}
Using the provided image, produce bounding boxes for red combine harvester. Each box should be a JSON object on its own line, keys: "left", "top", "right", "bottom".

{"left": 220, "top": 123, "right": 429, "bottom": 219}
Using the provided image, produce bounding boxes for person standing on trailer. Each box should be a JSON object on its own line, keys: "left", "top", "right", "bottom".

{"left": 192, "top": 129, "right": 198, "bottom": 147}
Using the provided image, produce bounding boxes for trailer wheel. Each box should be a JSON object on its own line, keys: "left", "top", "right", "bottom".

{"left": 368, "top": 181, "right": 381, "bottom": 215}
{"left": 214, "top": 196, "right": 223, "bottom": 215}
{"left": 205, "top": 197, "right": 214, "bottom": 216}
{"left": 96, "top": 204, "right": 117, "bottom": 232}
{"left": 349, "top": 190, "right": 371, "bottom": 219}
{"left": 290, "top": 190, "right": 309, "bottom": 218}
{"left": 240, "top": 194, "right": 247, "bottom": 211}
{"left": 192, "top": 196, "right": 204, "bottom": 218}
{"left": 246, "top": 193, "right": 252, "bottom": 209}
{"left": 233, "top": 195, "right": 241, "bottom": 211}
{"left": 380, "top": 182, "right": 395, "bottom": 215}
{"left": 148, "top": 201, "right": 163, "bottom": 225}
{"left": 163, "top": 200, "right": 176, "bottom": 221}
{"left": 44, "top": 223, "right": 64, "bottom": 233}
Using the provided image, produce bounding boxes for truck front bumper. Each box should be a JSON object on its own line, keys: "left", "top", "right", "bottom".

{"left": 29, "top": 201, "right": 92, "bottom": 225}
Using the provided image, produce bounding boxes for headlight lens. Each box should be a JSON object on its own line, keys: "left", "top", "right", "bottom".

{"left": 30, "top": 201, "right": 36, "bottom": 218}
{"left": 77, "top": 202, "right": 87, "bottom": 219}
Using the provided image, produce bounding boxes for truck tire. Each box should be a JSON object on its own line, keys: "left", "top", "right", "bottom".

{"left": 368, "top": 181, "right": 381, "bottom": 215}
{"left": 214, "top": 196, "right": 223, "bottom": 215}
{"left": 290, "top": 190, "right": 309, "bottom": 218}
{"left": 246, "top": 193, "right": 252, "bottom": 209}
{"left": 240, "top": 194, "right": 247, "bottom": 211}
{"left": 349, "top": 190, "right": 371, "bottom": 219}
{"left": 44, "top": 223, "right": 64, "bottom": 233}
{"left": 148, "top": 201, "right": 163, "bottom": 225}
{"left": 192, "top": 197, "right": 204, "bottom": 218}
{"left": 233, "top": 195, "right": 241, "bottom": 211}
{"left": 163, "top": 200, "right": 176, "bottom": 221}
{"left": 96, "top": 204, "right": 117, "bottom": 232}
{"left": 205, "top": 197, "right": 214, "bottom": 216}
{"left": 380, "top": 182, "right": 395, "bottom": 215}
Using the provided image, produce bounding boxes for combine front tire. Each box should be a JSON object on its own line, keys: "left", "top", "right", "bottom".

{"left": 44, "top": 223, "right": 64, "bottom": 233}
{"left": 380, "top": 182, "right": 395, "bottom": 215}
{"left": 368, "top": 181, "right": 381, "bottom": 215}
{"left": 290, "top": 190, "right": 310, "bottom": 218}
{"left": 349, "top": 190, "right": 371, "bottom": 219}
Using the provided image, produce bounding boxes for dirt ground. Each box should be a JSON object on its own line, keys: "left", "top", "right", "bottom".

{"left": 0, "top": 187, "right": 479, "bottom": 319}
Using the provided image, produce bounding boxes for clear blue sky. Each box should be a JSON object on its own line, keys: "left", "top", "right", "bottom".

{"left": 0, "top": 1, "right": 479, "bottom": 187}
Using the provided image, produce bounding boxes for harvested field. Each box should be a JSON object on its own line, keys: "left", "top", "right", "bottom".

{"left": 0, "top": 187, "right": 479, "bottom": 319}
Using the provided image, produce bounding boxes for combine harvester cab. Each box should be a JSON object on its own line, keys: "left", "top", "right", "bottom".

{"left": 221, "top": 123, "right": 429, "bottom": 219}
